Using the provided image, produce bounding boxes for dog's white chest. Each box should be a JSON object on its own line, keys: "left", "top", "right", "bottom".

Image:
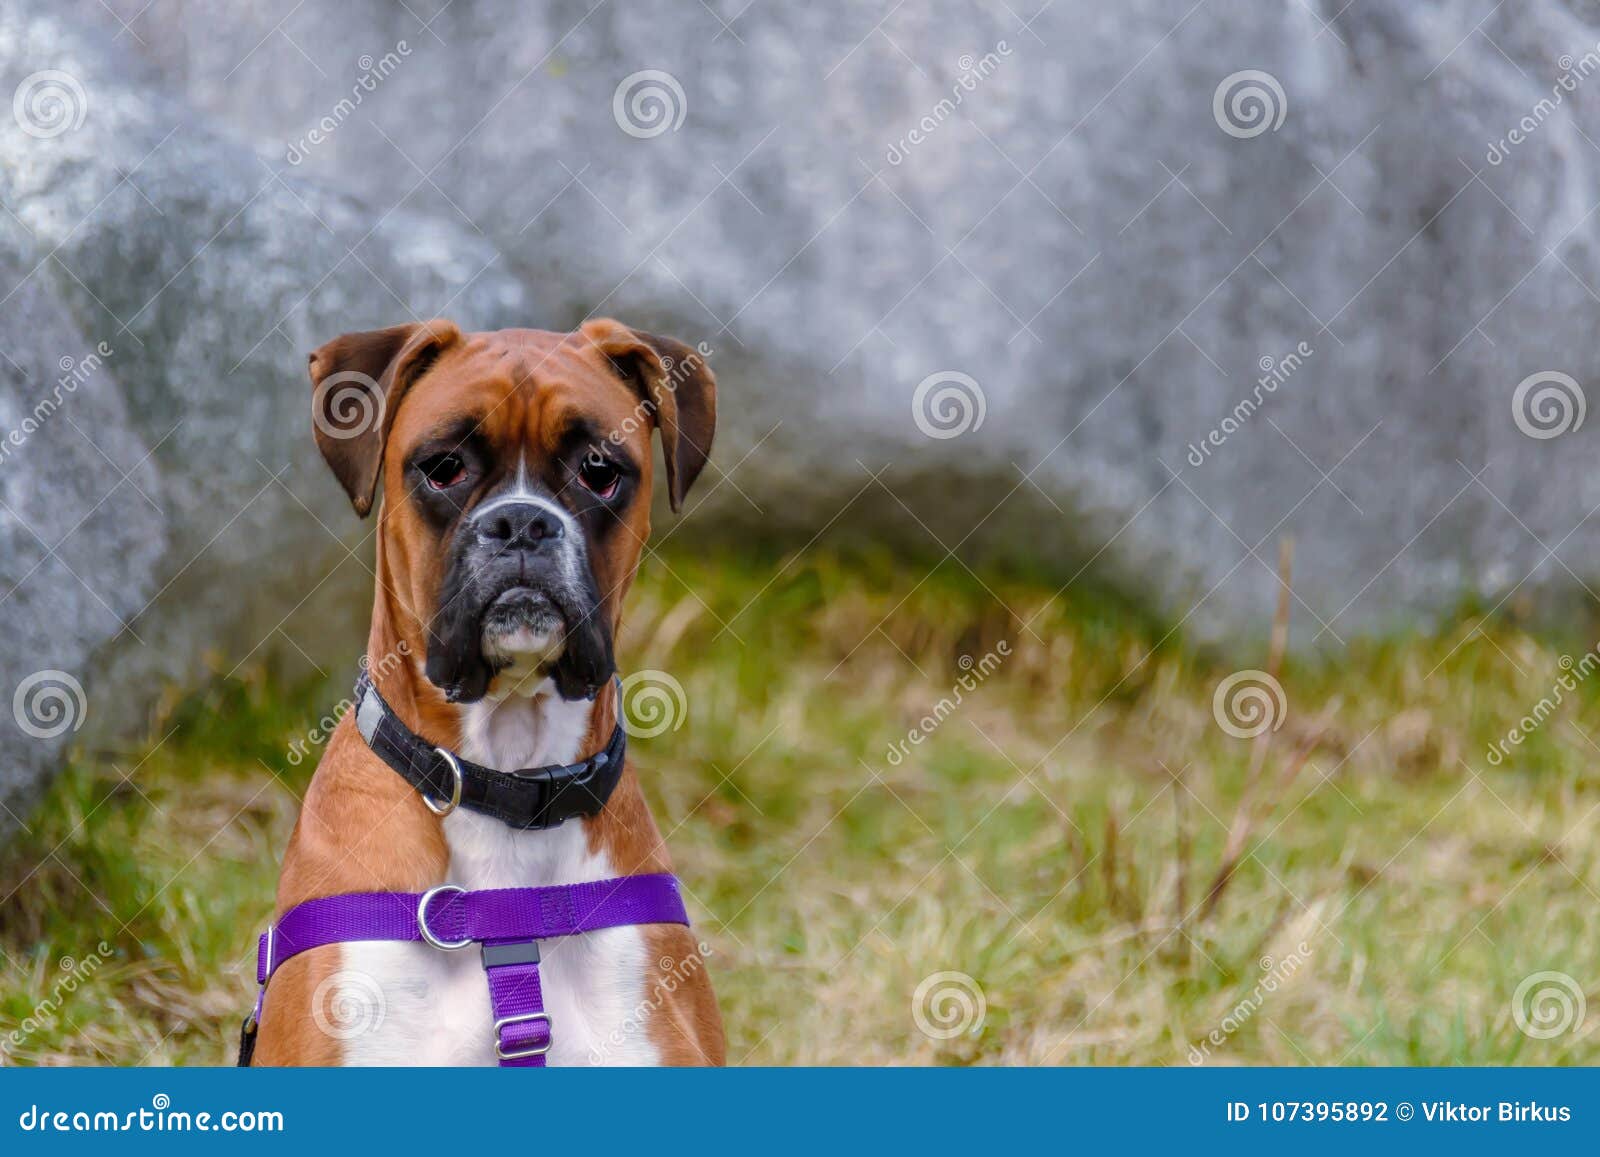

{"left": 337, "top": 689, "right": 660, "bottom": 1066}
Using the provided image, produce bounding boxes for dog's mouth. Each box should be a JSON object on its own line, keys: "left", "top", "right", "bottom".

{"left": 481, "top": 585, "right": 567, "bottom": 665}
{"left": 426, "top": 551, "right": 615, "bottom": 705}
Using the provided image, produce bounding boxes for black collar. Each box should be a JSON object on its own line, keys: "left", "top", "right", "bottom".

{"left": 352, "top": 671, "right": 626, "bottom": 830}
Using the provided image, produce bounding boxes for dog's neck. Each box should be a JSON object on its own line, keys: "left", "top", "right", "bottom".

{"left": 448, "top": 676, "right": 618, "bottom": 890}
{"left": 377, "top": 642, "right": 616, "bottom": 777}
{"left": 362, "top": 586, "right": 654, "bottom": 890}
{"left": 359, "top": 544, "right": 666, "bottom": 887}
{"left": 370, "top": 644, "right": 628, "bottom": 886}
{"left": 457, "top": 670, "right": 598, "bottom": 771}
{"left": 365, "top": 533, "right": 615, "bottom": 774}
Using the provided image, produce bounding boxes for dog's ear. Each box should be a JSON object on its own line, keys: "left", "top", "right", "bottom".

{"left": 308, "top": 319, "right": 461, "bottom": 516}
{"left": 580, "top": 319, "right": 716, "bottom": 512}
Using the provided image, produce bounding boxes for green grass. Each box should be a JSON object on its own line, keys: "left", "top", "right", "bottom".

{"left": 2, "top": 544, "right": 1598, "bottom": 1065}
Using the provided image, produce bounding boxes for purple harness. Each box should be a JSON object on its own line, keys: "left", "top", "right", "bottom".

{"left": 240, "top": 673, "right": 689, "bottom": 1067}
{"left": 247, "top": 874, "right": 689, "bottom": 1066}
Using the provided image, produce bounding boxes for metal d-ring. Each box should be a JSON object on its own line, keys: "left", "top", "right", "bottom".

{"left": 423, "top": 746, "right": 464, "bottom": 817}
{"left": 417, "top": 884, "right": 471, "bottom": 950}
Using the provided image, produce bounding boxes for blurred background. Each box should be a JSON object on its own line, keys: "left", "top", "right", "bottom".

{"left": 2, "top": 0, "right": 1599, "bottom": 1064}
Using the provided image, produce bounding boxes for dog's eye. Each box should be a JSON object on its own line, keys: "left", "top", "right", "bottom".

{"left": 418, "top": 453, "right": 467, "bottom": 490}
{"left": 577, "top": 449, "right": 620, "bottom": 498}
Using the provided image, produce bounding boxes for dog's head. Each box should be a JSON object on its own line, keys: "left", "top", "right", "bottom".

{"left": 309, "top": 319, "right": 715, "bottom": 704}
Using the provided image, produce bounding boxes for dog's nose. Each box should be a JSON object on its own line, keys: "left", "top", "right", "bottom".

{"left": 478, "top": 502, "right": 565, "bottom": 551}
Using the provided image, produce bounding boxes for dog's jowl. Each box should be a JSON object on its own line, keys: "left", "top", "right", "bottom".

{"left": 250, "top": 319, "right": 724, "bottom": 1066}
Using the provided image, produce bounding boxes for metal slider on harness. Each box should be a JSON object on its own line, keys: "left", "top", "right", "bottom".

{"left": 481, "top": 939, "right": 541, "bottom": 968}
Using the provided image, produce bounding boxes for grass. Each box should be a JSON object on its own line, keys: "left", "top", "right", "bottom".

{"left": 1, "top": 543, "right": 1598, "bottom": 1065}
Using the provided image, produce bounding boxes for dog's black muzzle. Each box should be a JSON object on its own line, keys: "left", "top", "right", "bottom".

{"left": 424, "top": 499, "right": 614, "bottom": 704}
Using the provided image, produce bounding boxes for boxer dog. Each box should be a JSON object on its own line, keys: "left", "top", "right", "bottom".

{"left": 252, "top": 318, "right": 724, "bottom": 1065}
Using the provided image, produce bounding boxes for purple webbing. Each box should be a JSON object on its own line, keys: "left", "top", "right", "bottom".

{"left": 253, "top": 874, "right": 688, "bottom": 1067}
{"left": 257, "top": 873, "right": 687, "bottom": 984}
{"left": 484, "top": 947, "right": 550, "bottom": 1068}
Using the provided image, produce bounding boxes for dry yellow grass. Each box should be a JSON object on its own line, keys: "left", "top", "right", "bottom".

{"left": 2, "top": 545, "right": 1597, "bottom": 1065}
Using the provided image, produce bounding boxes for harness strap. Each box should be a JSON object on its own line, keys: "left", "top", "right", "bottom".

{"left": 243, "top": 873, "right": 689, "bottom": 1068}
{"left": 483, "top": 939, "right": 551, "bottom": 1067}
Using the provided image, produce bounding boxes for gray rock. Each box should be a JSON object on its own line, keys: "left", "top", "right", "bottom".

{"left": 0, "top": 219, "right": 164, "bottom": 831}
{"left": 5, "top": 0, "right": 1600, "bottom": 836}
{"left": 0, "top": 7, "right": 533, "bottom": 835}
{"left": 108, "top": 0, "right": 1600, "bottom": 645}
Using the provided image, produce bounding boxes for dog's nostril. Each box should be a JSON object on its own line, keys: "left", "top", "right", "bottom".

{"left": 481, "top": 503, "right": 563, "bottom": 549}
